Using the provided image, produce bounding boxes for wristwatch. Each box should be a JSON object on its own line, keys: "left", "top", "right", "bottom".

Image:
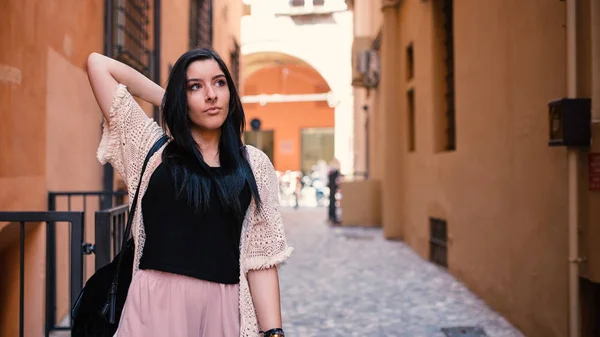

{"left": 261, "top": 328, "right": 285, "bottom": 337}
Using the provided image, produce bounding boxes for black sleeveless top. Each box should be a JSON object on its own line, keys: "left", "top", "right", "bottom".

{"left": 139, "top": 162, "right": 251, "bottom": 284}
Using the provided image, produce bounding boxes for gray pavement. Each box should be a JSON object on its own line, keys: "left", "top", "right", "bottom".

{"left": 278, "top": 207, "right": 525, "bottom": 337}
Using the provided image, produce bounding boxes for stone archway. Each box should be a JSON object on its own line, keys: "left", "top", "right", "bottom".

{"left": 242, "top": 43, "right": 342, "bottom": 97}
{"left": 242, "top": 51, "right": 337, "bottom": 106}
{"left": 241, "top": 43, "right": 353, "bottom": 174}
{"left": 240, "top": 7, "right": 354, "bottom": 173}
{"left": 242, "top": 57, "right": 335, "bottom": 177}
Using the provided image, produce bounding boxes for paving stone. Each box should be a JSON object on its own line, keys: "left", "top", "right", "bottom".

{"left": 278, "top": 207, "right": 525, "bottom": 337}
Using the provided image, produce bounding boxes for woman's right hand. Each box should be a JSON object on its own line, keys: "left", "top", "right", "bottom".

{"left": 86, "top": 52, "right": 165, "bottom": 123}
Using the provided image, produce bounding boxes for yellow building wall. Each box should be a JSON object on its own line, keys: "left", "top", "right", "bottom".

{"left": 353, "top": 0, "right": 573, "bottom": 336}
{"left": 405, "top": 1, "right": 568, "bottom": 336}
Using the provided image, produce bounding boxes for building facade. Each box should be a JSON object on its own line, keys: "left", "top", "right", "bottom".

{"left": 243, "top": 63, "right": 335, "bottom": 173}
{"left": 240, "top": 0, "right": 354, "bottom": 175}
{"left": 0, "top": 0, "right": 243, "bottom": 335}
{"left": 348, "top": 0, "right": 600, "bottom": 336}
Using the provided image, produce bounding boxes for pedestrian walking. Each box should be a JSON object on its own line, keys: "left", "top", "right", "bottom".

{"left": 82, "top": 48, "right": 292, "bottom": 337}
{"left": 327, "top": 158, "right": 341, "bottom": 225}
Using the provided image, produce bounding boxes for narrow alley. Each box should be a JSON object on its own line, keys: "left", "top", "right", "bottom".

{"left": 4, "top": 1, "right": 600, "bottom": 336}
{"left": 278, "top": 208, "right": 525, "bottom": 337}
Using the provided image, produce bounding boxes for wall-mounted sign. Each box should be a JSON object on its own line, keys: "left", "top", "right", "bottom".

{"left": 589, "top": 153, "right": 600, "bottom": 191}
{"left": 280, "top": 140, "right": 293, "bottom": 154}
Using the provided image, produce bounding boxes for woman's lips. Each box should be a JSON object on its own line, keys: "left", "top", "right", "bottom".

{"left": 204, "top": 107, "right": 221, "bottom": 114}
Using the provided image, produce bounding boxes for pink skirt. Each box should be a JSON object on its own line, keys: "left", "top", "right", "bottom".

{"left": 115, "top": 270, "right": 240, "bottom": 337}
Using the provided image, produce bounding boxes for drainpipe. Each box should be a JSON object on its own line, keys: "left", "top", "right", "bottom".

{"left": 102, "top": 0, "right": 115, "bottom": 210}
{"left": 364, "top": 104, "right": 370, "bottom": 179}
{"left": 566, "top": 0, "right": 580, "bottom": 336}
{"left": 153, "top": 0, "right": 161, "bottom": 122}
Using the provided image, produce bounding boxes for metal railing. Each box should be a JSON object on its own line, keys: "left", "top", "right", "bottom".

{"left": 94, "top": 204, "right": 129, "bottom": 269}
{"left": 48, "top": 191, "right": 127, "bottom": 213}
{"left": 0, "top": 211, "right": 84, "bottom": 337}
{"left": 44, "top": 191, "right": 127, "bottom": 336}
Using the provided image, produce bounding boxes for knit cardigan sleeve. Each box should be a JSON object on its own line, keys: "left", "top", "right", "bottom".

{"left": 244, "top": 148, "right": 293, "bottom": 271}
{"left": 96, "top": 84, "right": 164, "bottom": 192}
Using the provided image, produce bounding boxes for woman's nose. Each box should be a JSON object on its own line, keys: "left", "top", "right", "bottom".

{"left": 205, "top": 86, "right": 217, "bottom": 101}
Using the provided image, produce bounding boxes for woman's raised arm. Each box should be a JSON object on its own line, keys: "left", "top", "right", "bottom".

{"left": 86, "top": 52, "right": 164, "bottom": 122}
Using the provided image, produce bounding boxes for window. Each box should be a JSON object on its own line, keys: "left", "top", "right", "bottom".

{"left": 442, "top": 0, "right": 455, "bottom": 151}
{"left": 290, "top": 0, "right": 305, "bottom": 6}
{"left": 407, "top": 89, "right": 416, "bottom": 152}
{"left": 429, "top": 217, "right": 448, "bottom": 268}
{"left": 433, "top": 0, "right": 455, "bottom": 152}
{"left": 111, "top": 0, "right": 151, "bottom": 75}
{"left": 230, "top": 40, "right": 240, "bottom": 89}
{"left": 190, "top": 0, "right": 213, "bottom": 49}
{"left": 244, "top": 130, "right": 275, "bottom": 165}
{"left": 406, "top": 43, "right": 414, "bottom": 80}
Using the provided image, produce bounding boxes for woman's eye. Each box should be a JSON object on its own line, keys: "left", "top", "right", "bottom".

{"left": 216, "top": 79, "right": 226, "bottom": 87}
{"left": 190, "top": 83, "right": 200, "bottom": 90}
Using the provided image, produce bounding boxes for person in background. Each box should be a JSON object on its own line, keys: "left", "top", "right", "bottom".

{"left": 327, "top": 158, "right": 341, "bottom": 225}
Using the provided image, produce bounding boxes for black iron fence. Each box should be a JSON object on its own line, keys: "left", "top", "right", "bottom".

{"left": 0, "top": 211, "right": 84, "bottom": 337}
{"left": 43, "top": 191, "right": 127, "bottom": 335}
{"left": 48, "top": 191, "right": 127, "bottom": 213}
{"left": 94, "top": 204, "right": 129, "bottom": 269}
{"left": 0, "top": 191, "right": 128, "bottom": 336}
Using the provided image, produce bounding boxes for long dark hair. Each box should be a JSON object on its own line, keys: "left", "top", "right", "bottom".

{"left": 160, "top": 47, "right": 260, "bottom": 218}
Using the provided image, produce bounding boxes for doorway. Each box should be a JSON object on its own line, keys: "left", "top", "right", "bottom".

{"left": 244, "top": 130, "right": 275, "bottom": 165}
{"left": 300, "top": 127, "right": 335, "bottom": 175}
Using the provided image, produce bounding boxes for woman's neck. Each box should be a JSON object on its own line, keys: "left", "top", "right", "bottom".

{"left": 192, "top": 129, "right": 221, "bottom": 166}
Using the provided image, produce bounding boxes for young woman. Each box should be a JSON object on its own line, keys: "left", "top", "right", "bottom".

{"left": 87, "top": 48, "right": 293, "bottom": 337}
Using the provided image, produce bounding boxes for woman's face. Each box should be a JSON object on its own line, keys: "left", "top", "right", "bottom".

{"left": 186, "top": 59, "right": 230, "bottom": 131}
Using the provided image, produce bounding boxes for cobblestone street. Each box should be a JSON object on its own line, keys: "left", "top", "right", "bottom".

{"left": 278, "top": 207, "right": 525, "bottom": 337}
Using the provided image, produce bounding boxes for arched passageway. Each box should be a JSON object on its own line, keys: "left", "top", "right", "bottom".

{"left": 242, "top": 55, "right": 335, "bottom": 175}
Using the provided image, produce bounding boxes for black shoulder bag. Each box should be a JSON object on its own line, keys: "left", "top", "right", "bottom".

{"left": 71, "top": 134, "right": 169, "bottom": 337}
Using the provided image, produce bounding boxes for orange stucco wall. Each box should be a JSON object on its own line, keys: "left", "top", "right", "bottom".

{"left": 243, "top": 64, "right": 334, "bottom": 172}
{"left": 0, "top": 0, "right": 243, "bottom": 335}
{"left": 1, "top": 1, "right": 105, "bottom": 335}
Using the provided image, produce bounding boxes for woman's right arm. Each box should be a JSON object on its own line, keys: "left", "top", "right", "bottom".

{"left": 90, "top": 52, "right": 166, "bottom": 190}
{"left": 86, "top": 52, "right": 164, "bottom": 122}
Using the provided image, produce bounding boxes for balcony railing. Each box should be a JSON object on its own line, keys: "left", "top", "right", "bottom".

{"left": 272, "top": 0, "right": 348, "bottom": 16}
{"left": 94, "top": 204, "right": 129, "bottom": 269}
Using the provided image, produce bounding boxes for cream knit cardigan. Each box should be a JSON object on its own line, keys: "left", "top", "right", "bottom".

{"left": 97, "top": 84, "right": 293, "bottom": 337}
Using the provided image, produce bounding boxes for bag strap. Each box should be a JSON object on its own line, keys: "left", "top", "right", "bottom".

{"left": 103, "top": 133, "right": 169, "bottom": 323}
{"left": 118, "top": 133, "right": 169, "bottom": 265}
